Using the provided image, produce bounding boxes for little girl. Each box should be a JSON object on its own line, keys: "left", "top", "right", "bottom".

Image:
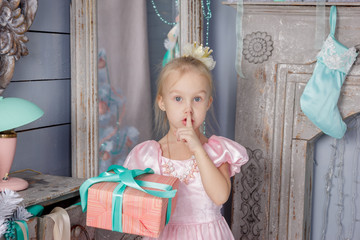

{"left": 123, "top": 43, "right": 248, "bottom": 240}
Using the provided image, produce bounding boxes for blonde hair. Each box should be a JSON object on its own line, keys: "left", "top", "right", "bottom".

{"left": 154, "top": 56, "right": 214, "bottom": 137}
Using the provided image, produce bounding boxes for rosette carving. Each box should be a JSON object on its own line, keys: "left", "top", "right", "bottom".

{"left": 0, "top": 0, "right": 38, "bottom": 95}
{"left": 243, "top": 31, "right": 273, "bottom": 64}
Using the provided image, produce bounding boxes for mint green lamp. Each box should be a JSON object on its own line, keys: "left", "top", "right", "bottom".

{"left": 0, "top": 96, "right": 44, "bottom": 191}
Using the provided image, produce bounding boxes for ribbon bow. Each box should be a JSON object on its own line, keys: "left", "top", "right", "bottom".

{"left": 79, "top": 165, "right": 177, "bottom": 232}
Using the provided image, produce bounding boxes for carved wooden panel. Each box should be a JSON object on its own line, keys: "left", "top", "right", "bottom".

{"left": 230, "top": 3, "right": 360, "bottom": 240}
{"left": 232, "top": 147, "right": 265, "bottom": 239}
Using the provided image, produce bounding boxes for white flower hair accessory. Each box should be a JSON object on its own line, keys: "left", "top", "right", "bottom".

{"left": 182, "top": 42, "right": 216, "bottom": 70}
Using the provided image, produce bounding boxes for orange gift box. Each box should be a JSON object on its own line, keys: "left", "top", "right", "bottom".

{"left": 86, "top": 173, "right": 179, "bottom": 238}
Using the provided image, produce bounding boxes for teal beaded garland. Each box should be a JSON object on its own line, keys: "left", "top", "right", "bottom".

{"left": 203, "top": 121, "right": 206, "bottom": 135}
{"left": 150, "top": 0, "right": 177, "bottom": 26}
{"left": 150, "top": 0, "right": 212, "bottom": 46}
{"left": 200, "top": 0, "right": 212, "bottom": 46}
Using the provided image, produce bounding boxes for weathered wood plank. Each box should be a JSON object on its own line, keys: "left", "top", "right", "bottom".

{"left": 288, "top": 140, "right": 313, "bottom": 240}
{"left": 11, "top": 171, "right": 84, "bottom": 207}
{"left": 179, "top": 0, "right": 203, "bottom": 49}
{"left": 11, "top": 32, "right": 70, "bottom": 81}
{"left": 70, "top": 0, "right": 98, "bottom": 179}
{"left": 30, "top": 0, "right": 70, "bottom": 33}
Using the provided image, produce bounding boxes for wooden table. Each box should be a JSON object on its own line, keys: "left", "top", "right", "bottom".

{"left": 14, "top": 171, "right": 84, "bottom": 207}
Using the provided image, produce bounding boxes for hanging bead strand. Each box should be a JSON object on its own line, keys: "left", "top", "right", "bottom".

{"left": 200, "top": 0, "right": 212, "bottom": 46}
{"left": 150, "top": 0, "right": 177, "bottom": 26}
{"left": 151, "top": 0, "right": 211, "bottom": 46}
{"left": 203, "top": 121, "right": 206, "bottom": 135}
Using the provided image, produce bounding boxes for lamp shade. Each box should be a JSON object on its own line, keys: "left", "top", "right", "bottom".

{"left": 0, "top": 96, "right": 44, "bottom": 132}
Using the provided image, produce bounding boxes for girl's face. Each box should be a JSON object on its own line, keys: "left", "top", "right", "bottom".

{"left": 158, "top": 69, "right": 213, "bottom": 134}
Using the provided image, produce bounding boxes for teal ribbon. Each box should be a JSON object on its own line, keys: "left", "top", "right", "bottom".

{"left": 26, "top": 205, "right": 44, "bottom": 217}
{"left": 315, "top": 0, "right": 326, "bottom": 49}
{"left": 235, "top": 0, "right": 244, "bottom": 78}
{"left": 14, "top": 220, "right": 28, "bottom": 240}
{"left": 79, "top": 165, "right": 177, "bottom": 232}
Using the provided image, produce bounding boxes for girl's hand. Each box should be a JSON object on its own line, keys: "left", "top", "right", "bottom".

{"left": 176, "top": 112, "right": 203, "bottom": 154}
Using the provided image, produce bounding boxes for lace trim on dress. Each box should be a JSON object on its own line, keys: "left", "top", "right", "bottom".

{"left": 317, "top": 36, "right": 358, "bottom": 74}
{"left": 161, "top": 156, "right": 199, "bottom": 185}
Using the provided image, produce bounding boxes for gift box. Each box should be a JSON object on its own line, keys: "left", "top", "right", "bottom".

{"left": 81, "top": 166, "right": 179, "bottom": 238}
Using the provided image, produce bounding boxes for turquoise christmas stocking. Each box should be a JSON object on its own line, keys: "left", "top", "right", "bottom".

{"left": 300, "top": 6, "right": 358, "bottom": 139}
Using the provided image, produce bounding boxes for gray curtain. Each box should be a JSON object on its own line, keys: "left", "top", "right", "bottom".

{"left": 97, "top": 0, "right": 152, "bottom": 172}
{"left": 312, "top": 115, "right": 360, "bottom": 240}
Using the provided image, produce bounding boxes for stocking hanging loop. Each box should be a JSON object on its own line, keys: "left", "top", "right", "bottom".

{"left": 330, "top": 6, "right": 337, "bottom": 37}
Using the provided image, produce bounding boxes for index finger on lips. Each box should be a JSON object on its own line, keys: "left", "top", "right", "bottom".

{"left": 186, "top": 111, "right": 192, "bottom": 127}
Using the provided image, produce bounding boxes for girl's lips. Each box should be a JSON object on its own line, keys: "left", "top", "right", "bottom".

{"left": 182, "top": 118, "right": 194, "bottom": 126}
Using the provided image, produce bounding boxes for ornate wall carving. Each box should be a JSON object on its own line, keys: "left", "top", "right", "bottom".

{"left": 0, "top": 0, "right": 38, "bottom": 95}
{"left": 238, "top": 148, "right": 264, "bottom": 240}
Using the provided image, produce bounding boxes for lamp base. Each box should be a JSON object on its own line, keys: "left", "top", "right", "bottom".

{"left": 0, "top": 177, "right": 29, "bottom": 191}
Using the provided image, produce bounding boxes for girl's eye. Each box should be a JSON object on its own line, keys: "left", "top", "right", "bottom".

{"left": 175, "top": 97, "right": 182, "bottom": 102}
{"left": 194, "top": 97, "right": 201, "bottom": 102}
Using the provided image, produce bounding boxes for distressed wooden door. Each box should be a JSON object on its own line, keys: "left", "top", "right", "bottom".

{"left": 227, "top": 3, "right": 360, "bottom": 240}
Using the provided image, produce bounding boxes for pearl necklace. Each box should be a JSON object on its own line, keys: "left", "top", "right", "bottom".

{"left": 161, "top": 134, "right": 199, "bottom": 184}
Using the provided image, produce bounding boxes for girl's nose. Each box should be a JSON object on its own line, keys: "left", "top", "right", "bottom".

{"left": 184, "top": 104, "right": 193, "bottom": 114}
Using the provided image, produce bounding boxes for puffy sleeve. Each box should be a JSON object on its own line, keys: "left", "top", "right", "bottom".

{"left": 203, "top": 136, "right": 249, "bottom": 177}
{"left": 123, "top": 140, "right": 163, "bottom": 174}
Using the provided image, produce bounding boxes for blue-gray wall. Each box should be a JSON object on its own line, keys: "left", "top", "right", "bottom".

{"left": 4, "top": 0, "right": 71, "bottom": 177}
{"left": 208, "top": 1, "right": 237, "bottom": 140}
{"left": 146, "top": 0, "right": 176, "bottom": 128}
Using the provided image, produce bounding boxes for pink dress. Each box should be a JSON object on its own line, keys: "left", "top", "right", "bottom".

{"left": 123, "top": 135, "right": 249, "bottom": 240}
